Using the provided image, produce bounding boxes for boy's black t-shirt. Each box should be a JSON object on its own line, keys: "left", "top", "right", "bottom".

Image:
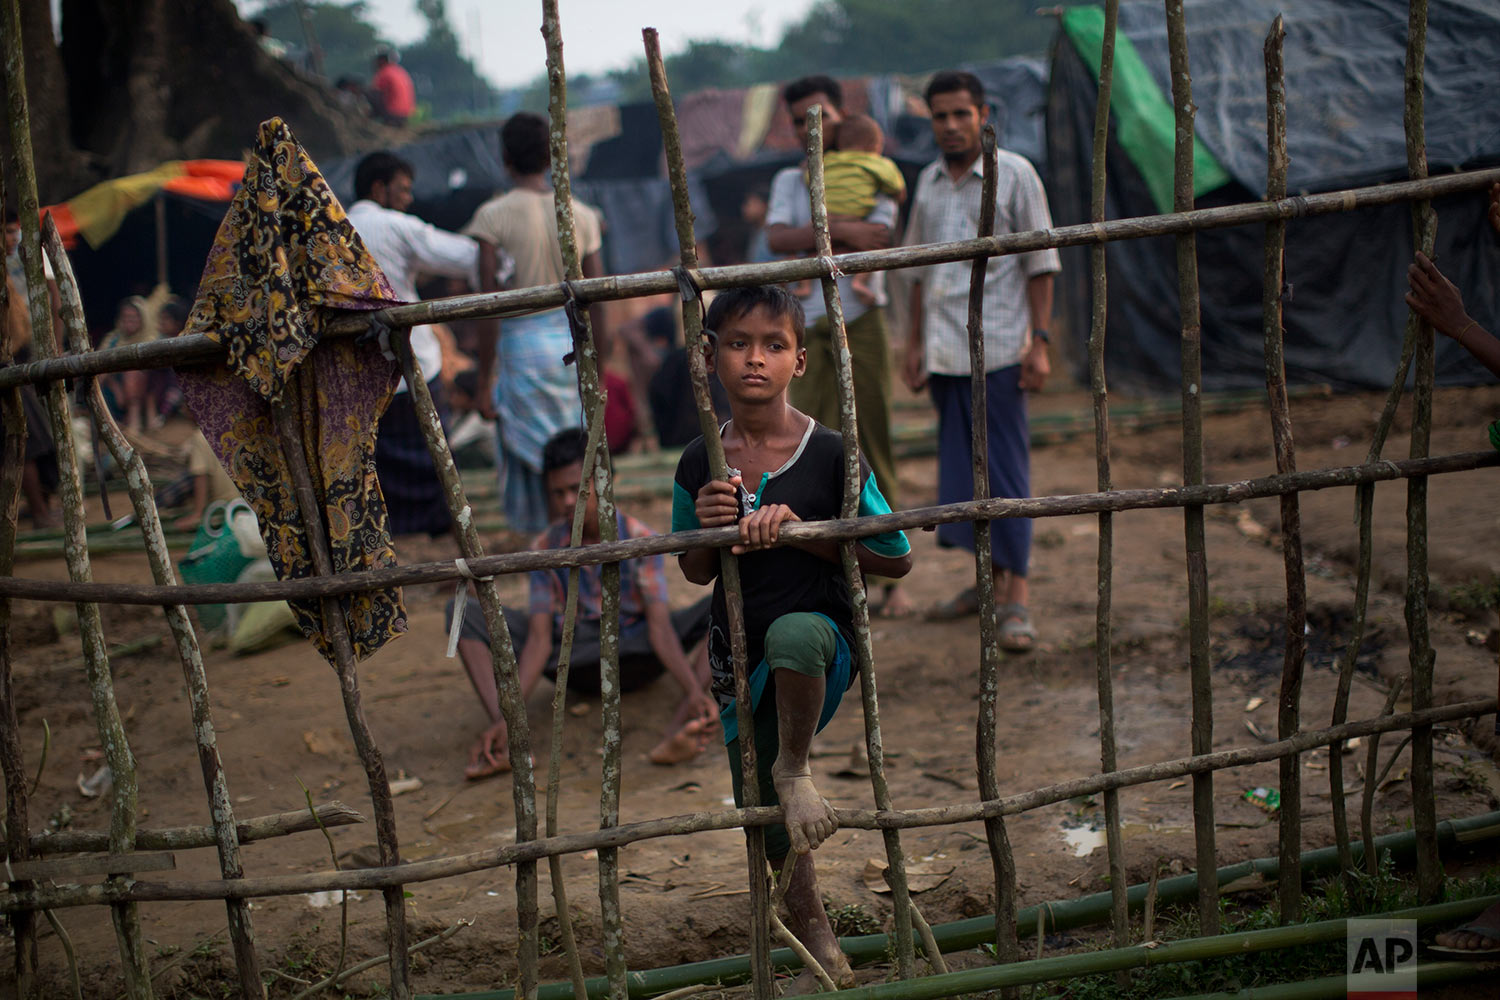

{"left": 671, "top": 418, "right": 909, "bottom": 709}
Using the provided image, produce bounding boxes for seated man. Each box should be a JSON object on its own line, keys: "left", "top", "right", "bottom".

{"left": 449, "top": 428, "right": 718, "bottom": 779}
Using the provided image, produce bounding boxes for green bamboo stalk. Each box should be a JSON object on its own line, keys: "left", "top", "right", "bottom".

{"left": 1164, "top": 0, "right": 1218, "bottom": 936}
{"left": 0, "top": 143, "right": 39, "bottom": 999}
{"left": 642, "top": 27, "right": 773, "bottom": 1000}
{"left": 1087, "top": 0, "right": 1127, "bottom": 956}
{"left": 1259, "top": 16, "right": 1308, "bottom": 926}
{"left": 269, "top": 370, "right": 410, "bottom": 1000}
{"left": 1400, "top": 0, "right": 1441, "bottom": 906}
{"left": 805, "top": 105, "right": 916, "bottom": 979}
{"left": 540, "top": 9, "right": 625, "bottom": 997}
{"left": 3, "top": 2, "right": 153, "bottom": 990}
{"left": 40, "top": 217, "right": 263, "bottom": 998}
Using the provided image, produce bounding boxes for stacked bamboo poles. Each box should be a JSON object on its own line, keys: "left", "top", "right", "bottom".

{"left": 1400, "top": 0, "right": 1441, "bottom": 906}
{"left": 40, "top": 216, "right": 263, "bottom": 998}
{"left": 4, "top": 169, "right": 1500, "bottom": 395}
{"left": 541, "top": 6, "right": 626, "bottom": 997}
{"left": 1086, "top": 0, "right": 1128, "bottom": 955}
{"left": 3, "top": 695, "right": 1490, "bottom": 917}
{"left": 804, "top": 105, "right": 918, "bottom": 979}
{"left": 267, "top": 373, "right": 411, "bottom": 1000}
{"left": 962, "top": 126, "right": 1022, "bottom": 978}
{"left": 2, "top": 2, "right": 154, "bottom": 992}
{"left": 0, "top": 151, "right": 39, "bottom": 999}
{"left": 642, "top": 27, "right": 775, "bottom": 1000}
{"left": 1164, "top": 0, "right": 1218, "bottom": 936}
{"left": 1259, "top": 17, "right": 1309, "bottom": 926}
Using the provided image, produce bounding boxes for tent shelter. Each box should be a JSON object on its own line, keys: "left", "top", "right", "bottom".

{"left": 1046, "top": 0, "right": 1500, "bottom": 392}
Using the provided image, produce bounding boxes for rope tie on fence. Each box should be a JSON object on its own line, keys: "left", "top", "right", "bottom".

{"left": 445, "top": 556, "right": 495, "bottom": 659}
{"left": 360, "top": 314, "right": 401, "bottom": 362}
{"left": 561, "top": 279, "right": 590, "bottom": 366}
{"left": 819, "top": 254, "right": 845, "bottom": 281}
{"left": 672, "top": 265, "right": 716, "bottom": 352}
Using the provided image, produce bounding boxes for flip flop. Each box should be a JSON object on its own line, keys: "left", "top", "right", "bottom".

{"left": 1429, "top": 920, "right": 1500, "bottom": 956}
{"left": 926, "top": 586, "right": 980, "bottom": 621}
{"left": 998, "top": 604, "right": 1037, "bottom": 653}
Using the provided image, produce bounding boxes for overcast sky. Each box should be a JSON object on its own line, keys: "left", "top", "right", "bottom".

{"left": 242, "top": 0, "right": 824, "bottom": 89}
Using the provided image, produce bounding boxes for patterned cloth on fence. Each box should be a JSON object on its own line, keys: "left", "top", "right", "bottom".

{"left": 176, "top": 117, "right": 409, "bottom": 664}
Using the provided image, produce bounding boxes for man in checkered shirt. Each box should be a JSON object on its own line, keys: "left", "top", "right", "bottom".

{"left": 902, "top": 70, "right": 1060, "bottom": 650}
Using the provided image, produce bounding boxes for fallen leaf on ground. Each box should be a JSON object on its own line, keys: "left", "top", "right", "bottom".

{"left": 862, "top": 857, "right": 954, "bottom": 894}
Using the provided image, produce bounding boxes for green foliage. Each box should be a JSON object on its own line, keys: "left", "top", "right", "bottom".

{"left": 255, "top": 0, "right": 390, "bottom": 84}
{"left": 825, "top": 900, "right": 884, "bottom": 937}
{"left": 1446, "top": 575, "right": 1500, "bottom": 616}
{"left": 399, "top": 0, "right": 499, "bottom": 121}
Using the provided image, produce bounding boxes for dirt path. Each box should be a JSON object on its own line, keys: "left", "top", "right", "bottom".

{"left": 5, "top": 386, "right": 1499, "bottom": 997}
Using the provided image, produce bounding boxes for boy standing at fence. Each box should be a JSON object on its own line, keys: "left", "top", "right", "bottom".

{"left": 672, "top": 285, "right": 913, "bottom": 987}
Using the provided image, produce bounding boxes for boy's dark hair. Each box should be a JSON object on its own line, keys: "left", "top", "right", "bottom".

{"left": 783, "top": 75, "right": 843, "bottom": 111}
{"left": 925, "top": 70, "right": 985, "bottom": 109}
{"left": 354, "top": 151, "right": 414, "bottom": 201}
{"left": 705, "top": 285, "right": 806, "bottom": 349}
{"left": 3, "top": 210, "right": 18, "bottom": 225}
{"left": 541, "top": 427, "right": 589, "bottom": 475}
{"left": 834, "top": 113, "right": 883, "bottom": 153}
{"left": 501, "top": 112, "right": 550, "bottom": 176}
{"left": 158, "top": 297, "right": 190, "bottom": 327}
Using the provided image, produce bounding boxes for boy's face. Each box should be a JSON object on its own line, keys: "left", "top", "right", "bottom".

{"left": 544, "top": 460, "right": 597, "bottom": 529}
{"left": 709, "top": 305, "right": 806, "bottom": 402}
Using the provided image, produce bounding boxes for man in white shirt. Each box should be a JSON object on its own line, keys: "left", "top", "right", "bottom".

{"left": 766, "top": 74, "right": 910, "bottom": 617}
{"left": 902, "top": 71, "right": 1060, "bottom": 649}
{"left": 347, "top": 151, "right": 479, "bottom": 536}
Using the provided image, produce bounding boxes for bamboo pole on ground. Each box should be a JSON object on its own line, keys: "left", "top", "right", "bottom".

{"left": 542, "top": 8, "right": 626, "bottom": 998}
{"left": 4, "top": 169, "right": 1500, "bottom": 394}
{"left": 1259, "top": 17, "right": 1308, "bottom": 926}
{"left": 643, "top": 28, "right": 772, "bottom": 1000}
{"left": 806, "top": 105, "right": 917, "bottom": 979}
{"left": 1, "top": 697, "right": 1489, "bottom": 916}
{"left": 0, "top": 154, "right": 39, "bottom": 999}
{"left": 268, "top": 371, "right": 410, "bottom": 1000}
{"left": 4, "top": 449, "right": 1498, "bottom": 610}
{"left": 1086, "top": 0, "right": 1128, "bottom": 956}
{"left": 40, "top": 216, "right": 264, "bottom": 999}
{"left": 1164, "top": 0, "right": 1218, "bottom": 936}
{"left": 2, "top": 3, "right": 154, "bottom": 991}
{"left": 963, "top": 126, "right": 1021, "bottom": 979}
{"left": 1401, "top": 0, "right": 1441, "bottom": 905}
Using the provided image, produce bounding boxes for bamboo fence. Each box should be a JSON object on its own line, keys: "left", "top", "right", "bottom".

{"left": 2, "top": 1, "right": 1497, "bottom": 998}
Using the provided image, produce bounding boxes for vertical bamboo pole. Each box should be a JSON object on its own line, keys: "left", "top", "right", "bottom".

{"left": 966, "top": 126, "right": 1021, "bottom": 982}
{"left": 1259, "top": 17, "right": 1308, "bottom": 926}
{"left": 642, "top": 28, "right": 773, "bottom": 1000}
{"left": 1088, "top": 0, "right": 1129, "bottom": 957}
{"left": 1163, "top": 0, "right": 1218, "bottom": 936}
{"left": 543, "top": 402, "right": 607, "bottom": 1000}
{"left": 0, "top": 161, "right": 39, "bottom": 999}
{"left": 805, "top": 105, "right": 916, "bottom": 979}
{"left": 539, "top": 8, "right": 626, "bottom": 997}
{"left": 1401, "top": 0, "right": 1440, "bottom": 905}
{"left": 41, "top": 217, "right": 264, "bottom": 998}
{"left": 3, "top": 3, "right": 154, "bottom": 991}
{"left": 396, "top": 341, "right": 541, "bottom": 1000}
{"left": 268, "top": 372, "right": 410, "bottom": 1000}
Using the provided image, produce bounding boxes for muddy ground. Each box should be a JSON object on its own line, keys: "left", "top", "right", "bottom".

{"left": 4, "top": 384, "right": 1499, "bottom": 997}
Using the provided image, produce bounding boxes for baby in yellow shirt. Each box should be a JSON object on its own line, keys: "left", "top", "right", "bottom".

{"left": 816, "top": 114, "right": 906, "bottom": 305}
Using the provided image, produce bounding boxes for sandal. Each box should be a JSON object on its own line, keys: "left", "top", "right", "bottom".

{"left": 926, "top": 585, "right": 980, "bottom": 621}
{"left": 998, "top": 604, "right": 1037, "bottom": 653}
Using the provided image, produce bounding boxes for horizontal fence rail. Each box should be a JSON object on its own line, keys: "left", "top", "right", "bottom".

{"left": 0, "top": 168, "right": 1496, "bottom": 393}
{"left": 2, "top": 449, "right": 1494, "bottom": 607}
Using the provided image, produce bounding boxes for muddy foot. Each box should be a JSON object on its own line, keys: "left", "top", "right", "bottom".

{"left": 771, "top": 761, "right": 838, "bottom": 854}
{"left": 649, "top": 717, "right": 715, "bottom": 765}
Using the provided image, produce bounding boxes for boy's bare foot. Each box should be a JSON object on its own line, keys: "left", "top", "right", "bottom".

{"left": 874, "top": 585, "right": 915, "bottom": 619}
{"left": 1432, "top": 902, "right": 1500, "bottom": 954}
{"left": 649, "top": 717, "right": 716, "bottom": 765}
{"left": 771, "top": 760, "right": 838, "bottom": 854}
